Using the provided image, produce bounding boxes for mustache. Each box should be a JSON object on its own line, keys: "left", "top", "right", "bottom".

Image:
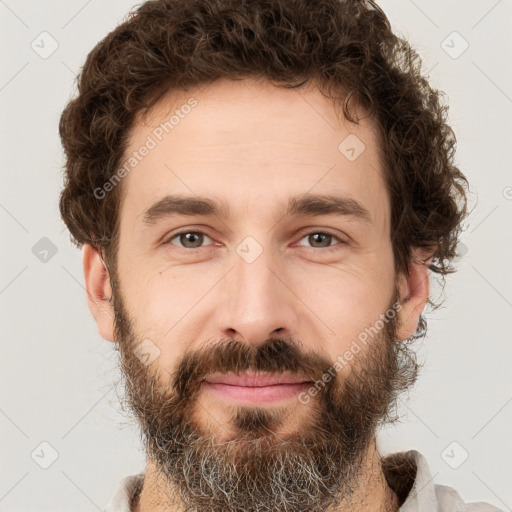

{"left": 170, "top": 337, "right": 335, "bottom": 402}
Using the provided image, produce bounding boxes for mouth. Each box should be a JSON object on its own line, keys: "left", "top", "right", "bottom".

{"left": 202, "top": 372, "right": 312, "bottom": 405}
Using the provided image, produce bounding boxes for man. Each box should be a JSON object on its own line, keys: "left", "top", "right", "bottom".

{"left": 58, "top": 0, "right": 501, "bottom": 510}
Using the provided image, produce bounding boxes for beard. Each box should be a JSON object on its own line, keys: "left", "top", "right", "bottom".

{"left": 110, "top": 277, "right": 418, "bottom": 512}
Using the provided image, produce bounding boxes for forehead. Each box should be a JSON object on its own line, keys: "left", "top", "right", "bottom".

{"left": 119, "top": 78, "right": 388, "bottom": 230}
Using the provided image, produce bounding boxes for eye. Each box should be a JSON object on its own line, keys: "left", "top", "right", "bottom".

{"left": 163, "top": 229, "right": 345, "bottom": 252}
{"left": 296, "top": 231, "right": 344, "bottom": 250}
{"left": 165, "top": 231, "right": 213, "bottom": 249}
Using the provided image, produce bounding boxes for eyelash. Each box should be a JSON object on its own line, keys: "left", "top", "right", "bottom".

{"left": 163, "top": 229, "right": 346, "bottom": 253}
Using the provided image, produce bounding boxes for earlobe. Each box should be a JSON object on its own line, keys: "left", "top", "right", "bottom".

{"left": 82, "top": 244, "right": 116, "bottom": 342}
{"left": 395, "top": 248, "right": 433, "bottom": 341}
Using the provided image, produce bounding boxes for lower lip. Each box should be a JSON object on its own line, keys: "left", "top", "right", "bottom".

{"left": 203, "top": 381, "right": 311, "bottom": 405}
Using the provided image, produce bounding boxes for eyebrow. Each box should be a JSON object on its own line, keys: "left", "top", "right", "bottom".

{"left": 141, "top": 193, "right": 371, "bottom": 226}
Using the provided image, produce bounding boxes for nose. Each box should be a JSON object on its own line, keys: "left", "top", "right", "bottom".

{"left": 216, "top": 243, "right": 299, "bottom": 347}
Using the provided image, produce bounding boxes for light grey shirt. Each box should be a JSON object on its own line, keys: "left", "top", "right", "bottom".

{"left": 104, "top": 450, "right": 503, "bottom": 511}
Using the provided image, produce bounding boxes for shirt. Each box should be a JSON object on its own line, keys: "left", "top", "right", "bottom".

{"left": 104, "top": 450, "right": 503, "bottom": 511}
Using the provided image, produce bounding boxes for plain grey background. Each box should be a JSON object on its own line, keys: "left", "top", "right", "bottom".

{"left": 1, "top": 0, "right": 511, "bottom": 510}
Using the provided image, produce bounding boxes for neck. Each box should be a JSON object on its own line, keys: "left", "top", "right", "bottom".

{"left": 133, "top": 441, "right": 399, "bottom": 512}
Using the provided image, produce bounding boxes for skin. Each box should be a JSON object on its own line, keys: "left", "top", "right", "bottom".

{"left": 83, "top": 77, "right": 431, "bottom": 511}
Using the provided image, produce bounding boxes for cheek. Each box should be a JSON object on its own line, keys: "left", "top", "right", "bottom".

{"left": 121, "top": 262, "right": 242, "bottom": 374}
{"left": 304, "top": 280, "right": 388, "bottom": 352}
{"left": 288, "top": 256, "right": 396, "bottom": 358}
{"left": 117, "top": 266, "right": 203, "bottom": 364}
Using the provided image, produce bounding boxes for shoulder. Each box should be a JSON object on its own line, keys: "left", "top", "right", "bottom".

{"left": 105, "top": 473, "right": 144, "bottom": 512}
{"left": 433, "top": 483, "right": 504, "bottom": 512}
{"left": 382, "top": 450, "right": 504, "bottom": 512}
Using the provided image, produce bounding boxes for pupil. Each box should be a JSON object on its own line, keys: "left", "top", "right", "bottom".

{"left": 183, "top": 232, "right": 202, "bottom": 247}
{"left": 179, "top": 233, "right": 331, "bottom": 249}
{"left": 311, "top": 233, "right": 330, "bottom": 247}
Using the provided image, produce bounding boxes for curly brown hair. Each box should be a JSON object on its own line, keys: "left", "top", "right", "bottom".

{"left": 59, "top": 0, "right": 468, "bottom": 308}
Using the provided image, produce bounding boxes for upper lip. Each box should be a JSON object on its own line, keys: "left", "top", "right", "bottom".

{"left": 204, "top": 372, "right": 311, "bottom": 387}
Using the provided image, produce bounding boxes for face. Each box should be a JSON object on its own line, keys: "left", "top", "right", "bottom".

{"left": 86, "top": 78, "right": 426, "bottom": 511}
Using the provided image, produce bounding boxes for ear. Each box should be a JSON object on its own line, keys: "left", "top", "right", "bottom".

{"left": 82, "top": 244, "right": 115, "bottom": 342}
{"left": 395, "top": 247, "right": 433, "bottom": 340}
